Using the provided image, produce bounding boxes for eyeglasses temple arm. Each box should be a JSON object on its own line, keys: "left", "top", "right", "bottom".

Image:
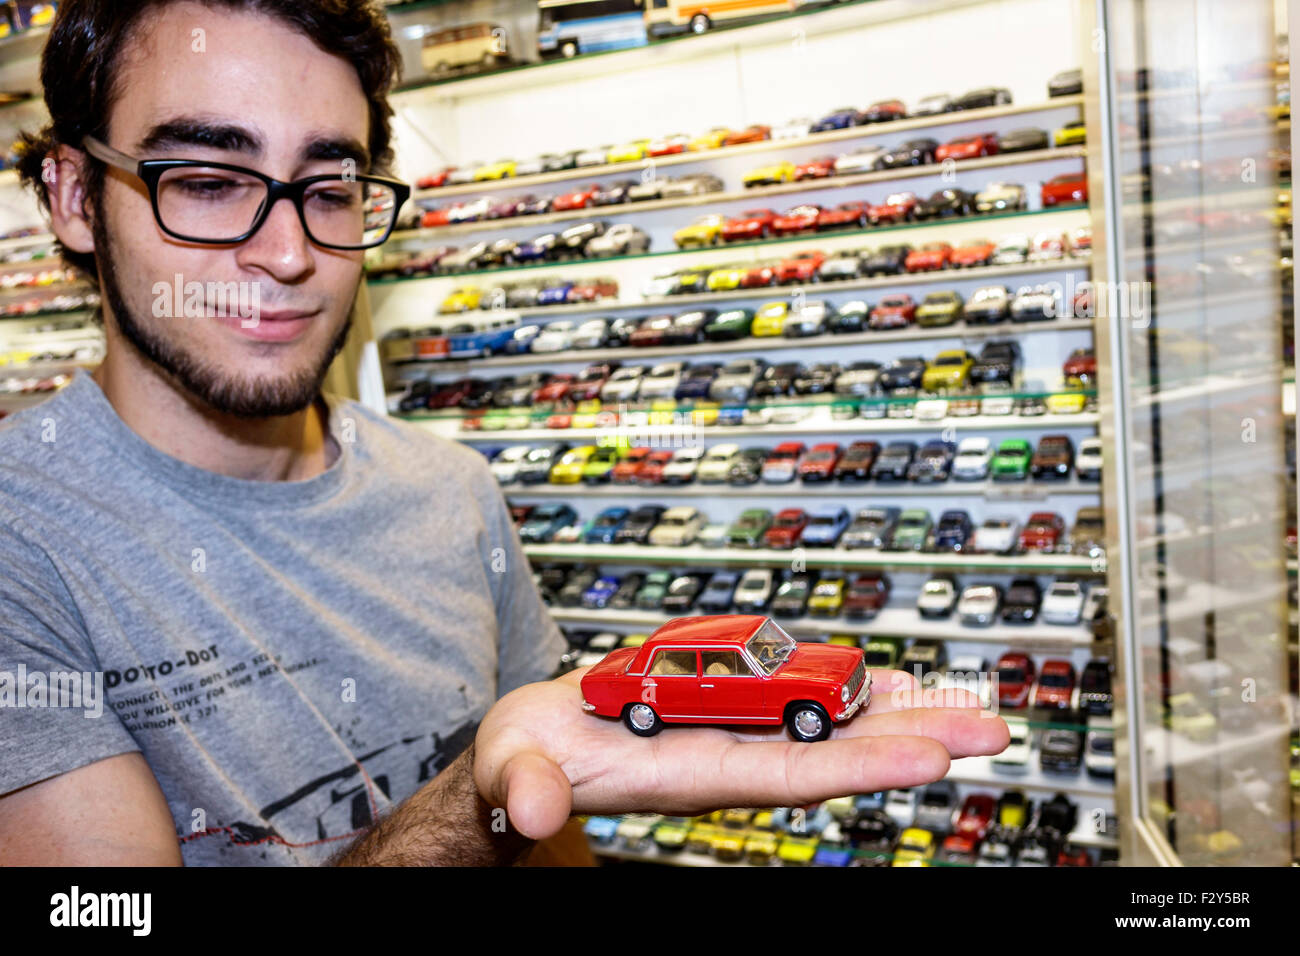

{"left": 80, "top": 136, "right": 142, "bottom": 176}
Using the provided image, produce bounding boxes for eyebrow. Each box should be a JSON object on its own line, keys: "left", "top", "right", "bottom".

{"left": 136, "top": 118, "right": 371, "bottom": 171}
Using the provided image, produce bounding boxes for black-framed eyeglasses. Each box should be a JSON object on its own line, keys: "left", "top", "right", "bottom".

{"left": 82, "top": 136, "right": 410, "bottom": 251}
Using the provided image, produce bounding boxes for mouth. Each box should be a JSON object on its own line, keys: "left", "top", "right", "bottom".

{"left": 212, "top": 308, "right": 322, "bottom": 344}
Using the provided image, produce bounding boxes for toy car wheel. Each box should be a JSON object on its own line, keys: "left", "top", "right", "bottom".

{"left": 623, "top": 702, "right": 664, "bottom": 736}
{"left": 690, "top": 14, "right": 711, "bottom": 34}
{"left": 786, "top": 702, "right": 833, "bottom": 742}
{"left": 560, "top": 40, "right": 580, "bottom": 58}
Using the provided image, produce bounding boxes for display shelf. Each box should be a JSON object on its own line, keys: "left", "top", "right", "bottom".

{"left": 402, "top": 148, "right": 1088, "bottom": 238}
{"left": 0, "top": 307, "right": 95, "bottom": 324}
{"left": 394, "top": 314, "right": 1095, "bottom": 375}
{"left": 520, "top": 541, "right": 1104, "bottom": 575}
{"left": 503, "top": 477, "right": 1102, "bottom": 500}
{"left": 946, "top": 754, "right": 1114, "bottom": 799}
{"left": 406, "top": 410, "right": 1100, "bottom": 442}
{"left": 545, "top": 606, "right": 1098, "bottom": 647}
{"left": 0, "top": 232, "right": 55, "bottom": 253}
{"left": 379, "top": 204, "right": 1090, "bottom": 279}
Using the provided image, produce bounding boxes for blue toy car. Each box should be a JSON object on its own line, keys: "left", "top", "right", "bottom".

{"left": 799, "top": 505, "right": 851, "bottom": 547}
{"left": 811, "top": 107, "right": 864, "bottom": 132}
{"left": 581, "top": 576, "right": 622, "bottom": 609}
{"left": 717, "top": 405, "right": 746, "bottom": 427}
{"left": 537, "top": 281, "right": 575, "bottom": 307}
{"left": 582, "top": 816, "right": 621, "bottom": 843}
{"left": 933, "top": 509, "right": 973, "bottom": 552}
{"left": 584, "top": 506, "right": 631, "bottom": 544}
{"left": 447, "top": 321, "right": 521, "bottom": 359}
{"left": 518, "top": 503, "right": 577, "bottom": 543}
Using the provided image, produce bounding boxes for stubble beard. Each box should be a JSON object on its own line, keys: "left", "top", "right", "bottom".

{"left": 92, "top": 200, "right": 355, "bottom": 419}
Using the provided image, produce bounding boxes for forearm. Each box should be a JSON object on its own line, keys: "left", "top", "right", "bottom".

{"left": 329, "top": 743, "right": 533, "bottom": 866}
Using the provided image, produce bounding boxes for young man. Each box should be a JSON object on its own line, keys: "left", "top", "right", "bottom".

{"left": 0, "top": 0, "right": 1008, "bottom": 866}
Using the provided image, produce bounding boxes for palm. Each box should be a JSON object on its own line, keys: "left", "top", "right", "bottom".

{"left": 474, "top": 667, "right": 1009, "bottom": 840}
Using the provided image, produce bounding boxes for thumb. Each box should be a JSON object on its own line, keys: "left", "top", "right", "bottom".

{"left": 498, "top": 750, "right": 574, "bottom": 841}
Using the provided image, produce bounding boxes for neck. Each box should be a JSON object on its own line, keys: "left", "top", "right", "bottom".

{"left": 92, "top": 345, "right": 337, "bottom": 483}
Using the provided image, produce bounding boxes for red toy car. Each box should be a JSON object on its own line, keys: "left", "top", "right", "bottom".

{"left": 772, "top": 204, "right": 825, "bottom": 235}
{"left": 533, "top": 374, "right": 576, "bottom": 405}
{"left": 843, "top": 574, "right": 890, "bottom": 619}
{"left": 580, "top": 615, "right": 870, "bottom": 741}
{"left": 868, "top": 293, "right": 916, "bottom": 328}
{"left": 545, "top": 411, "right": 573, "bottom": 429}
{"left": 950, "top": 239, "right": 996, "bottom": 268}
{"left": 996, "top": 652, "right": 1036, "bottom": 708}
{"left": 421, "top": 207, "right": 454, "bottom": 228}
{"left": 552, "top": 183, "right": 602, "bottom": 211}
{"left": 935, "top": 132, "right": 999, "bottom": 162}
{"left": 765, "top": 508, "right": 810, "bottom": 549}
{"left": 1041, "top": 173, "right": 1088, "bottom": 206}
{"left": 1019, "top": 512, "right": 1065, "bottom": 552}
{"left": 416, "top": 167, "right": 456, "bottom": 190}
{"left": 637, "top": 449, "right": 676, "bottom": 485}
{"left": 1063, "top": 348, "right": 1097, "bottom": 386}
{"left": 817, "top": 201, "right": 871, "bottom": 230}
{"left": 722, "top": 208, "right": 779, "bottom": 242}
{"left": 868, "top": 191, "right": 919, "bottom": 224}
{"left": 724, "top": 124, "right": 771, "bottom": 146}
{"left": 904, "top": 242, "right": 953, "bottom": 272}
{"left": 798, "top": 442, "right": 842, "bottom": 481}
{"left": 567, "top": 363, "right": 619, "bottom": 402}
{"left": 742, "top": 262, "right": 778, "bottom": 287}
{"left": 567, "top": 277, "right": 619, "bottom": 302}
{"left": 629, "top": 314, "right": 675, "bottom": 347}
{"left": 861, "top": 99, "right": 907, "bottom": 123}
{"left": 795, "top": 156, "right": 837, "bottom": 180}
{"left": 612, "top": 447, "right": 652, "bottom": 483}
{"left": 953, "top": 793, "right": 996, "bottom": 839}
{"left": 776, "top": 250, "right": 826, "bottom": 284}
{"left": 1033, "top": 659, "right": 1077, "bottom": 709}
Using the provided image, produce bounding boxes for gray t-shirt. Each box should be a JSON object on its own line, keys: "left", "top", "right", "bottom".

{"left": 0, "top": 369, "right": 565, "bottom": 864}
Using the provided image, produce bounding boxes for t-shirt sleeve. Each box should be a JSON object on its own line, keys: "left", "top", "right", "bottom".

{"left": 470, "top": 461, "right": 567, "bottom": 695}
{"left": 0, "top": 514, "right": 140, "bottom": 796}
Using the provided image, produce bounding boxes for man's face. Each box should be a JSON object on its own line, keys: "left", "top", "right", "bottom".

{"left": 94, "top": 2, "right": 373, "bottom": 417}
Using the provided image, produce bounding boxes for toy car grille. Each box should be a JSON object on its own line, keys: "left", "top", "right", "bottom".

{"left": 846, "top": 658, "right": 867, "bottom": 701}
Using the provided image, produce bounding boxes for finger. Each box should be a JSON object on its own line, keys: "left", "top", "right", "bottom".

{"left": 498, "top": 750, "right": 574, "bottom": 840}
{"left": 866, "top": 669, "right": 984, "bottom": 712}
{"left": 838, "top": 706, "right": 1010, "bottom": 758}
{"left": 622, "top": 733, "right": 953, "bottom": 813}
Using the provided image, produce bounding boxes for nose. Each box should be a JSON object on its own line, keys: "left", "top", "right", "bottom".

{"left": 233, "top": 192, "right": 315, "bottom": 281}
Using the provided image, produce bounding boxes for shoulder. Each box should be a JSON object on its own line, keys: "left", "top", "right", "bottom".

{"left": 331, "top": 395, "right": 491, "bottom": 476}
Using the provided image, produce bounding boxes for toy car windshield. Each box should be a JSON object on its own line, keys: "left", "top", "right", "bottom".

{"left": 746, "top": 619, "right": 797, "bottom": 674}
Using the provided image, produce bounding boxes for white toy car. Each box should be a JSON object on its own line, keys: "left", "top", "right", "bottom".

{"left": 958, "top": 584, "right": 1002, "bottom": 626}
{"left": 992, "top": 716, "right": 1033, "bottom": 774}
{"left": 973, "top": 517, "right": 1020, "bottom": 554}
{"left": 1041, "top": 581, "right": 1086, "bottom": 624}
{"left": 570, "top": 317, "right": 609, "bottom": 350}
{"left": 774, "top": 117, "right": 814, "bottom": 140}
{"left": 489, "top": 444, "right": 532, "bottom": 484}
{"left": 974, "top": 181, "right": 1026, "bottom": 213}
{"left": 834, "top": 146, "right": 887, "bottom": 174}
{"left": 647, "top": 506, "right": 705, "bottom": 547}
{"left": 917, "top": 577, "right": 958, "bottom": 618}
{"left": 529, "top": 320, "right": 578, "bottom": 353}
{"left": 600, "top": 366, "right": 645, "bottom": 402}
{"left": 991, "top": 233, "right": 1030, "bottom": 265}
{"left": 710, "top": 358, "right": 764, "bottom": 403}
{"left": 1076, "top": 436, "right": 1103, "bottom": 479}
{"left": 732, "top": 568, "right": 775, "bottom": 611}
{"left": 637, "top": 361, "right": 686, "bottom": 399}
{"left": 884, "top": 788, "right": 919, "bottom": 829}
{"left": 661, "top": 446, "right": 705, "bottom": 484}
{"left": 952, "top": 437, "right": 993, "bottom": 479}
{"left": 697, "top": 444, "right": 739, "bottom": 483}
{"left": 1084, "top": 715, "right": 1115, "bottom": 779}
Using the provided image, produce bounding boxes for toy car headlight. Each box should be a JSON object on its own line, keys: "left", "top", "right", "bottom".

{"left": 841, "top": 684, "right": 852, "bottom": 703}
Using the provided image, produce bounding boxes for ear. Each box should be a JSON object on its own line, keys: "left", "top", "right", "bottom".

{"left": 43, "top": 143, "right": 96, "bottom": 256}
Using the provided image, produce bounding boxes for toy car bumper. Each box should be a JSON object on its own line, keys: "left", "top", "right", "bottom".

{"left": 581, "top": 700, "right": 596, "bottom": 712}
{"left": 835, "top": 672, "right": 873, "bottom": 722}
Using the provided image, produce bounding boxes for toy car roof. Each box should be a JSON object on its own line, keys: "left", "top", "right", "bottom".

{"left": 643, "top": 614, "right": 769, "bottom": 647}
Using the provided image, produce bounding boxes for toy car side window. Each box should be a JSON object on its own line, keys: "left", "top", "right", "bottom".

{"left": 701, "top": 651, "right": 753, "bottom": 677}
{"left": 649, "top": 650, "right": 698, "bottom": 676}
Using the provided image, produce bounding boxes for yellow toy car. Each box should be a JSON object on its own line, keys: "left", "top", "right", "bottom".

{"left": 807, "top": 577, "right": 846, "bottom": 616}
{"left": 1046, "top": 391, "right": 1087, "bottom": 415}
{"left": 690, "top": 402, "right": 720, "bottom": 427}
{"left": 921, "top": 349, "right": 974, "bottom": 392}
{"left": 751, "top": 301, "right": 789, "bottom": 336}
{"left": 689, "top": 127, "right": 732, "bottom": 151}
{"left": 827, "top": 635, "right": 859, "bottom": 648}
{"left": 776, "top": 834, "right": 819, "bottom": 865}
{"left": 673, "top": 214, "right": 726, "bottom": 249}
{"left": 743, "top": 160, "right": 796, "bottom": 188}
{"left": 571, "top": 399, "right": 603, "bottom": 429}
{"left": 707, "top": 264, "right": 747, "bottom": 291}
{"left": 892, "top": 827, "right": 936, "bottom": 866}
{"left": 686, "top": 820, "right": 721, "bottom": 854}
{"left": 607, "top": 139, "right": 651, "bottom": 164}
{"left": 618, "top": 633, "right": 649, "bottom": 648}
{"left": 1054, "top": 122, "right": 1087, "bottom": 147}
{"left": 474, "top": 158, "right": 516, "bottom": 180}
{"left": 648, "top": 398, "right": 678, "bottom": 426}
{"left": 439, "top": 286, "right": 482, "bottom": 313}
{"left": 744, "top": 828, "right": 780, "bottom": 864}
{"left": 549, "top": 445, "right": 596, "bottom": 483}
{"left": 711, "top": 827, "right": 747, "bottom": 861}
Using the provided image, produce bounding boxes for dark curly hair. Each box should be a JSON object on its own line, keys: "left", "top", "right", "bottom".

{"left": 15, "top": 0, "right": 402, "bottom": 281}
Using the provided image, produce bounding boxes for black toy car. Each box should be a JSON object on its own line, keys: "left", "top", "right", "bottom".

{"left": 593, "top": 179, "right": 638, "bottom": 205}
{"left": 830, "top": 301, "right": 870, "bottom": 334}
{"left": 871, "top": 441, "right": 917, "bottom": 481}
{"left": 608, "top": 572, "right": 646, "bottom": 609}
{"left": 861, "top": 244, "right": 912, "bottom": 276}
{"left": 952, "top": 87, "right": 1012, "bottom": 109}
{"left": 879, "top": 357, "right": 927, "bottom": 391}
{"left": 969, "top": 341, "right": 1022, "bottom": 385}
{"left": 1001, "top": 578, "right": 1043, "bottom": 623}
{"left": 916, "top": 188, "right": 974, "bottom": 219}
{"left": 793, "top": 363, "right": 841, "bottom": 395}
{"left": 661, "top": 573, "right": 710, "bottom": 614}
{"left": 877, "top": 137, "right": 939, "bottom": 168}
{"left": 753, "top": 362, "right": 803, "bottom": 399}
{"left": 771, "top": 573, "right": 814, "bottom": 618}
{"left": 1040, "top": 727, "right": 1084, "bottom": 774}
{"left": 1079, "top": 660, "right": 1114, "bottom": 715}
{"left": 999, "top": 127, "right": 1050, "bottom": 153}
{"left": 908, "top": 440, "right": 956, "bottom": 482}
{"left": 615, "top": 505, "right": 666, "bottom": 544}
{"left": 1049, "top": 69, "right": 1083, "bottom": 97}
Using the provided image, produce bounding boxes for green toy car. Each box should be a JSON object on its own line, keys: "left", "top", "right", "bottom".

{"left": 727, "top": 508, "right": 773, "bottom": 548}
{"left": 635, "top": 571, "right": 675, "bottom": 610}
{"left": 990, "top": 439, "right": 1033, "bottom": 481}
{"left": 890, "top": 508, "right": 933, "bottom": 551}
{"left": 861, "top": 637, "right": 904, "bottom": 668}
{"left": 705, "top": 307, "right": 755, "bottom": 341}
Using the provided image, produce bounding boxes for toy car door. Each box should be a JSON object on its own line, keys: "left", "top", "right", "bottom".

{"left": 641, "top": 648, "right": 701, "bottom": 719}
{"left": 698, "top": 649, "right": 766, "bottom": 719}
